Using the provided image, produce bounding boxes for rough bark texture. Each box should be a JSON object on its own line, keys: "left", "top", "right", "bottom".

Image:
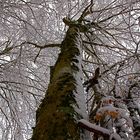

{"left": 31, "top": 27, "right": 85, "bottom": 140}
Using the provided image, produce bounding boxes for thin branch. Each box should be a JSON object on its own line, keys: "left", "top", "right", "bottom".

{"left": 25, "top": 42, "right": 61, "bottom": 49}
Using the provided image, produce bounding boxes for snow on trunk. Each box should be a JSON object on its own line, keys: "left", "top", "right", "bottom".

{"left": 72, "top": 30, "right": 91, "bottom": 140}
{"left": 31, "top": 26, "right": 90, "bottom": 140}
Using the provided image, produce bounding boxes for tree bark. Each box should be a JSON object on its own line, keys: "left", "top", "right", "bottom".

{"left": 31, "top": 26, "right": 88, "bottom": 140}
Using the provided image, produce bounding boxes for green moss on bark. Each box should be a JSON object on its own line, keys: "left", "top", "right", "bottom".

{"left": 32, "top": 27, "right": 82, "bottom": 140}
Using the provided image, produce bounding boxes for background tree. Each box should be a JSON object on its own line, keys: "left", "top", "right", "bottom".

{"left": 0, "top": 0, "right": 139, "bottom": 140}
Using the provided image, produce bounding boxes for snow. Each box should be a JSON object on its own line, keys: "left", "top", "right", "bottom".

{"left": 72, "top": 34, "right": 88, "bottom": 120}
{"left": 79, "top": 119, "right": 110, "bottom": 134}
{"left": 78, "top": 119, "right": 122, "bottom": 140}
{"left": 72, "top": 53, "right": 88, "bottom": 119}
{"left": 71, "top": 34, "right": 91, "bottom": 140}
{"left": 110, "top": 133, "right": 122, "bottom": 140}
{"left": 96, "top": 95, "right": 134, "bottom": 128}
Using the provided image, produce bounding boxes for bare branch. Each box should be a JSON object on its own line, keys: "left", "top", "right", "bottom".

{"left": 25, "top": 42, "right": 61, "bottom": 49}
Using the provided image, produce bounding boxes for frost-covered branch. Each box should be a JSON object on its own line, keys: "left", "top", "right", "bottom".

{"left": 78, "top": 119, "right": 121, "bottom": 140}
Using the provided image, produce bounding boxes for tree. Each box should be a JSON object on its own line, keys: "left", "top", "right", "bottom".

{"left": 0, "top": 0, "right": 140, "bottom": 140}
{"left": 31, "top": 19, "right": 89, "bottom": 139}
{"left": 31, "top": 0, "right": 140, "bottom": 139}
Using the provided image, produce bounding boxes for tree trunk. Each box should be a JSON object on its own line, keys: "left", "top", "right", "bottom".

{"left": 31, "top": 27, "right": 88, "bottom": 140}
